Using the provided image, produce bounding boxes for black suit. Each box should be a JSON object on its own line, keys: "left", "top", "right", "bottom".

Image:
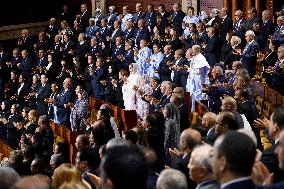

{"left": 205, "top": 128, "right": 217, "bottom": 146}
{"left": 80, "top": 11, "right": 92, "bottom": 31}
{"left": 219, "top": 16, "right": 233, "bottom": 44}
{"left": 261, "top": 142, "right": 284, "bottom": 183}
{"left": 173, "top": 57, "right": 189, "bottom": 89}
{"left": 261, "top": 19, "right": 275, "bottom": 50}
{"left": 145, "top": 12, "right": 157, "bottom": 32}
{"left": 133, "top": 11, "right": 146, "bottom": 23}
{"left": 159, "top": 12, "right": 171, "bottom": 34}
{"left": 222, "top": 179, "right": 255, "bottom": 189}
{"left": 204, "top": 34, "right": 221, "bottom": 65}
{"left": 75, "top": 41, "right": 89, "bottom": 69}
{"left": 174, "top": 153, "right": 196, "bottom": 189}
{"left": 159, "top": 54, "right": 175, "bottom": 81}
{"left": 241, "top": 40, "right": 258, "bottom": 77}
{"left": 55, "top": 89, "right": 73, "bottom": 127}
{"left": 134, "top": 27, "right": 150, "bottom": 47}
{"left": 110, "top": 28, "right": 123, "bottom": 49}
{"left": 124, "top": 28, "right": 136, "bottom": 41}
{"left": 171, "top": 10, "right": 186, "bottom": 34}
{"left": 36, "top": 84, "right": 51, "bottom": 116}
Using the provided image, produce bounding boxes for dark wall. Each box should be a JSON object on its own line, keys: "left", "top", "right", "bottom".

{"left": 0, "top": 0, "right": 90, "bottom": 26}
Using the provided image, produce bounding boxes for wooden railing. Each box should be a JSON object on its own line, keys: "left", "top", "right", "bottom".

{"left": 0, "top": 21, "right": 49, "bottom": 41}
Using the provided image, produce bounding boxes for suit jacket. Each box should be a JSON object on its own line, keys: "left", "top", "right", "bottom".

{"left": 133, "top": 11, "right": 146, "bottom": 23}
{"left": 171, "top": 10, "right": 186, "bottom": 32}
{"left": 55, "top": 89, "right": 73, "bottom": 126}
{"left": 18, "top": 36, "right": 34, "bottom": 52}
{"left": 110, "top": 28, "right": 124, "bottom": 48}
{"left": 46, "top": 24, "right": 60, "bottom": 41}
{"left": 36, "top": 84, "right": 51, "bottom": 115}
{"left": 89, "top": 45, "right": 101, "bottom": 57}
{"left": 261, "top": 142, "right": 284, "bottom": 183}
{"left": 174, "top": 153, "right": 196, "bottom": 189}
{"left": 97, "top": 27, "right": 111, "bottom": 42}
{"left": 107, "top": 12, "right": 118, "bottom": 26}
{"left": 261, "top": 19, "right": 275, "bottom": 49}
{"left": 80, "top": 11, "right": 92, "bottom": 30}
{"left": 204, "top": 34, "right": 221, "bottom": 65}
{"left": 134, "top": 27, "right": 150, "bottom": 47}
{"left": 85, "top": 25, "right": 99, "bottom": 39}
{"left": 159, "top": 54, "right": 175, "bottom": 81}
{"left": 122, "top": 50, "right": 134, "bottom": 70}
{"left": 198, "top": 180, "right": 220, "bottom": 189}
{"left": 255, "top": 180, "right": 284, "bottom": 189}
{"left": 145, "top": 12, "right": 157, "bottom": 31}
{"left": 36, "top": 56, "right": 48, "bottom": 68}
{"left": 20, "top": 57, "right": 33, "bottom": 75}
{"left": 219, "top": 16, "right": 233, "bottom": 43}
{"left": 124, "top": 28, "right": 136, "bottom": 41}
{"left": 159, "top": 11, "right": 171, "bottom": 33}
{"left": 222, "top": 179, "right": 255, "bottom": 189}
{"left": 17, "top": 83, "right": 29, "bottom": 105}
{"left": 91, "top": 65, "right": 108, "bottom": 99}
{"left": 205, "top": 128, "right": 217, "bottom": 146}
{"left": 173, "top": 57, "right": 189, "bottom": 89}
{"left": 241, "top": 40, "right": 258, "bottom": 77}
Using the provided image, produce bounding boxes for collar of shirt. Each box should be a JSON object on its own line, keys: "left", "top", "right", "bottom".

{"left": 80, "top": 41, "right": 85, "bottom": 45}
{"left": 196, "top": 180, "right": 216, "bottom": 189}
{"left": 222, "top": 15, "right": 227, "bottom": 20}
{"left": 221, "top": 176, "right": 251, "bottom": 189}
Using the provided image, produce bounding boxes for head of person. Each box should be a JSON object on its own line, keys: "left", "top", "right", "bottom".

{"left": 262, "top": 10, "right": 271, "bottom": 20}
{"left": 156, "top": 169, "right": 187, "bottom": 189}
{"left": 247, "top": 8, "right": 257, "bottom": 19}
{"left": 163, "top": 45, "right": 172, "bottom": 55}
{"left": 136, "top": 3, "right": 143, "bottom": 13}
{"left": 215, "top": 111, "right": 240, "bottom": 136}
{"left": 132, "top": 126, "right": 149, "bottom": 146}
{"left": 124, "top": 130, "right": 138, "bottom": 145}
{"left": 108, "top": 6, "right": 115, "bottom": 13}
{"left": 220, "top": 7, "right": 228, "bottom": 17}
{"left": 147, "top": 4, "right": 154, "bottom": 13}
{"left": 212, "top": 131, "right": 256, "bottom": 184}
{"left": 207, "top": 27, "right": 215, "bottom": 38}
{"left": 75, "top": 148, "right": 100, "bottom": 173}
{"left": 179, "top": 128, "right": 201, "bottom": 153}
{"left": 80, "top": 4, "right": 87, "bottom": 13}
{"left": 268, "top": 106, "right": 284, "bottom": 140}
{"left": 139, "top": 39, "right": 148, "bottom": 49}
{"left": 212, "top": 66, "right": 223, "bottom": 80}
{"left": 245, "top": 30, "right": 255, "bottom": 43}
{"left": 89, "top": 126, "right": 105, "bottom": 146}
{"left": 278, "top": 46, "right": 284, "bottom": 60}
{"left": 174, "top": 49, "right": 184, "bottom": 60}
{"left": 275, "top": 129, "right": 284, "bottom": 170}
{"left": 158, "top": 4, "right": 166, "bottom": 13}
{"left": 75, "top": 134, "right": 90, "bottom": 150}
{"left": 122, "top": 6, "right": 129, "bottom": 15}
{"left": 188, "top": 144, "right": 214, "bottom": 184}
{"left": 172, "top": 2, "right": 181, "bottom": 12}
{"left": 101, "top": 145, "right": 147, "bottom": 189}
{"left": 187, "top": 6, "right": 195, "bottom": 16}
{"left": 234, "top": 10, "right": 243, "bottom": 21}
{"left": 52, "top": 163, "right": 88, "bottom": 189}
{"left": 192, "top": 45, "right": 201, "bottom": 56}
{"left": 202, "top": 112, "right": 217, "bottom": 130}
{"left": 63, "top": 78, "right": 72, "bottom": 90}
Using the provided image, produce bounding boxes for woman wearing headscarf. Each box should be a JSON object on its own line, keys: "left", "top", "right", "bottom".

{"left": 122, "top": 63, "right": 141, "bottom": 110}
{"left": 162, "top": 102, "right": 180, "bottom": 166}
{"left": 134, "top": 74, "right": 153, "bottom": 120}
{"left": 70, "top": 89, "right": 88, "bottom": 132}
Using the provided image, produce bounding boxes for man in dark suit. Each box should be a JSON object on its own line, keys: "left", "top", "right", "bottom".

{"left": 19, "top": 49, "right": 33, "bottom": 77}
{"left": 204, "top": 27, "right": 221, "bottom": 66}
{"left": 35, "top": 74, "right": 51, "bottom": 116}
{"left": 201, "top": 112, "right": 218, "bottom": 145}
{"left": 212, "top": 131, "right": 256, "bottom": 189}
{"left": 89, "top": 37, "right": 101, "bottom": 57}
{"left": 109, "top": 20, "right": 124, "bottom": 49}
{"left": 83, "top": 55, "right": 96, "bottom": 95}
{"left": 260, "top": 107, "right": 284, "bottom": 183}
{"left": 75, "top": 33, "right": 89, "bottom": 70}
{"left": 144, "top": 4, "right": 156, "bottom": 33}
{"left": 91, "top": 57, "right": 108, "bottom": 100}
{"left": 133, "top": 3, "right": 146, "bottom": 24}
{"left": 233, "top": 10, "right": 246, "bottom": 47}
{"left": 245, "top": 8, "right": 260, "bottom": 31}
{"left": 159, "top": 45, "right": 174, "bottom": 81}
{"left": 35, "top": 49, "right": 48, "bottom": 68}
{"left": 97, "top": 19, "right": 111, "bottom": 43}
{"left": 106, "top": 6, "right": 118, "bottom": 27}
{"left": 157, "top": 4, "right": 170, "bottom": 34}
{"left": 120, "top": 40, "right": 134, "bottom": 70}
{"left": 55, "top": 78, "right": 74, "bottom": 127}
{"left": 46, "top": 18, "right": 60, "bottom": 44}
{"left": 240, "top": 30, "right": 259, "bottom": 77}
{"left": 80, "top": 4, "right": 92, "bottom": 31}
{"left": 169, "top": 128, "right": 201, "bottom": 189}
{"left": 260, "top": 10, "right": 275, "bottom": 50}
{"left": 171, "top": 3, "right": 185, "bottom": 34}
{"left": 17, "top": 29, "right": 34, "bottom": 53}
{"left": 219, "top": 7, "right": 233, "bottom": 44}
{"left": 124, "top": 19, "right": 136, "bottom": 42}
{"left": 171, "top": 49, "right": 188, "bottom": 89}
{"left": 134, "top": 19, "right": 150, "bottom": 48}
{"left": 111, "top": 36, "right": 125, "bottom": 70}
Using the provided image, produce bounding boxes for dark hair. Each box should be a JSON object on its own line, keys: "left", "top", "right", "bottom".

{"left": 217, "top": 131, "right": 256, "bottom": 176}
{"left": 102, "top": 145, "right": 147, "bottom": 189}
{"left": 91, "top": 126, "right": 105, "bottom": 146}
{"left": 158, "top": 4, "right": 165, "bottom": 10}
{"left": 78, "top": 147, "right": 100, "bottom": 169}
{"left": 222, "top": 111, "right": 240, "bottom": 131}
{"left": 238, "top": 88, "right": 250, "bottom": 100}
{"left": 55, "top": 142, "right": 70, "bottom": 163}
{"left": 124, "top": 130, "right": 138, "bottom": 144}
{"left": 272, "top": 106, "right": 284, "bottom": 130}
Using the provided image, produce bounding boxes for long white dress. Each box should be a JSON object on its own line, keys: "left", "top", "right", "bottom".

{"left": 186, "top": 53, "right": 210, "bottom": 112}
{"left": 122, "top": 64, "right": 141, "bottom": 110}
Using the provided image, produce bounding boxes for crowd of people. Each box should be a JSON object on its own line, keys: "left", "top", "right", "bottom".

{"left": 0, "top": 2, "right": 284, "bottom": 189}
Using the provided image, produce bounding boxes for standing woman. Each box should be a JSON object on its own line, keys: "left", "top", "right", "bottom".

{"left": 162, "top": 102, "right": 180, "bottom": 166}
{"left": 70, "top": 90, "right": 88, "bottom": 132}
{"left": 122, "top": 63, "right": 141, "bottom": 110}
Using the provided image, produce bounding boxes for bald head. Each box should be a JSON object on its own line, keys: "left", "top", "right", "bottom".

{"left": 180, "top": 128, "right": 202, "bottom": 152}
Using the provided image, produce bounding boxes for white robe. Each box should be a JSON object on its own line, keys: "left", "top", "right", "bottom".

{"left": 122, "top": 73, "right": 141, "bottom": 110}
{"left": 186, "top": 53, "right": 210, "bottom": 112}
